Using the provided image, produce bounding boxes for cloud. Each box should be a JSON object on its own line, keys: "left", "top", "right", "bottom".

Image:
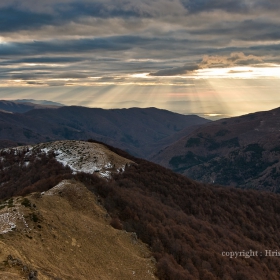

{"left": 200, "top": 52, "right": 263, "bottom": 68}
{"left": 12, "top": 57, "right": 83, "bottom": 64}
{"left": 181, "top": 0, "right": 250, "bottom": 14}
{"left": 181, "top": 0, "right": 280, "bottom": 14}
{"left": 0, "top": 1, "right": 185, "bottom": 34}
{"left": 147, "top": 52, "right": 267, "bottom": 77}
{"left": 57, "top": 73, "right": 89, "bottom": 79}
{"left": 188, "top": 18, "right": 280, "bottom": 44}
{"left": 55, "top": 2, "right": 148, "bottom": 19}
{"left": 0, "top": 7, "right": 54, "bottom": 32}
{"left": 0, "top": 36, "right": 135, "bottom": 56}
{"left": 149, "top": 65, "right": 199, "bottom": 76}
{"left": 10, "top": 73, "right": 48, "bottom": 80}
{"left": 0, "top": 0, "right": 279, "bottom": 88}
{"left": 26, "top": 81, "right": 46, "bottom": 85}
{"left": 228, "top": 70, "right": 253, "bottom": 74}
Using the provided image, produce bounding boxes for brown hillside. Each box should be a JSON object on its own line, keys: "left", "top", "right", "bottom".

{"left": 0, "top": 180, "right": 157, "bottom": 280}
{"left": 3, "top": 140, "right": 280, "bottom": 279}
{"left": 152, "top": 106, "right": 280, "bottom": 191}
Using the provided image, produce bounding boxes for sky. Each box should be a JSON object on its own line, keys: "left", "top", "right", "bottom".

{"left": 1, "top": 0, "right": 280, "bottom": 119}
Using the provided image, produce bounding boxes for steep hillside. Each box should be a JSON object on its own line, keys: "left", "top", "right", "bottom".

{"left": 0, "top": 106, "right": 210, "bottom": 158}
{"left": 0, "top": 180, "right": 157, "bottom": 280}
{"left": 2, "top": 140, "right": 280, "bottom": 279}
{"left": 153, "top": 106, "right": 280, "bottom": 192}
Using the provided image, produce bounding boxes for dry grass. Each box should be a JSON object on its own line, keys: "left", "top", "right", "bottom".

{"left": 0, "top": 180, "right": 157, "bottom": 280}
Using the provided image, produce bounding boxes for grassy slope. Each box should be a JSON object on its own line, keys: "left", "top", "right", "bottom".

{"left": 0, "top": 180, "right": 157, "bottom": 280}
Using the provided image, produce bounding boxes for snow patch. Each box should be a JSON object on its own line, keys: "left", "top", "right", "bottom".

{"left": 0, "top": 208, "right": 28, "bottom": 234}
{"left": 1, "top": 140, "right": 134, "bottom": 180}
{"left": 28, "top": 141, "right": 128, "bottom": 178}
{"left": 99, "top": 171, "right": 111, "bottom": 179}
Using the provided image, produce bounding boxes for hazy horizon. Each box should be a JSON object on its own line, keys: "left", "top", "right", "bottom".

{"left": 3, "top": 97, "right": 280, "bottom": 121}
{"left": 1, "top": 0, "right": 280, "bottom": 118}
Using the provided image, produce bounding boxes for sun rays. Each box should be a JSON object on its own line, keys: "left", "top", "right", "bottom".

{"left": 0, "top": 62, "right": 280, "bottom": 119}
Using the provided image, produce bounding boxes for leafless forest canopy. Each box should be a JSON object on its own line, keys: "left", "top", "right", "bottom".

{"left": 1, "top": 141, "right": 280, "bottom": 279}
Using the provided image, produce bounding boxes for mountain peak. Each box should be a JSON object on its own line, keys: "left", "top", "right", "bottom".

{"left": 8, "top": 140, "right": 134, "bottom": 179}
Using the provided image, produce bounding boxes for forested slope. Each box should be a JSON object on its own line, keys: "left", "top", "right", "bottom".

{"left": 1, "top": 140, "right": 280, "bottom": 279}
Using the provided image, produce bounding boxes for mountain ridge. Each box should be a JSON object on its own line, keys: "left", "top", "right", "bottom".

{"left": 0, "top": 106, "right": 210, "bottom": 158}
{"left": 0, "top": 179, "right": 157, "bottom": 279}
{"left": 0, "top": 100, "right": 62, "bottom": 114}
{"left": 152, "top": 106, "right": 280, "bottom": 191}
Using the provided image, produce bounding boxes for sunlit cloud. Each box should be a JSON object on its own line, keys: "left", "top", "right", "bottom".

{"left": 0, "top": 0, "right": 279, "bottom": 117}
{"left": 195, "top": 65, "right": 280, "bottom": 79}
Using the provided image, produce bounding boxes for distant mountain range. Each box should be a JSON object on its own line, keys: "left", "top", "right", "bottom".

{"left": 14, "top": 99, "right": 64, "bottom": 106}
{"left": 0, "top": 103, "right": 210, "bottom": 158}
{"left": 1, "top": 140, "right": 280, "bottom": 279}
{"left": 153, "top": 106, "right": 280, "bottom": 192}
{"left": 1, "top": 99, "right": 279, "bottom": 192}
{"left": 0, "top": 100, "right": 63, "bottom": 114}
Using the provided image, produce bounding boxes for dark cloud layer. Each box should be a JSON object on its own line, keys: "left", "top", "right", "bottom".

{"left": 150, "top": 65, "right": 199, "bottom": 76}
{"left": 0, "top": 2, "right": 151, "bottom": 33}
{"left": 0, "top": 37, "right": 133, "bottom": 56}
{"left": 0, "top": 0, "right": 279, "bottom": 87}
{"left": 0, "top": 36, "right": 210, "bottom": 57}
{"left": 0, "top": 7, "right": 52, "bottom": 32}
{"left": 11, "top": 57, "right": 83, "bottom": 64}
{"left": 148, "top": 52, "right": 266, "bottom": 76}
{"left": 55, "top": 2, "right": 148, "bottom": 19}
{"left": 181, "top": 0, "right": 250, "bottom": 13}
{"left": 182, "top": 0, "right": 280, "bottom": 13}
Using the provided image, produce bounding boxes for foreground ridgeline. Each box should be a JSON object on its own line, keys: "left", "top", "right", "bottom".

{"left": 0, "top": 180, "right": 157, "bottom": 279}
{"left": 1, "top": 140, "right": 280, "bottom": 279}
